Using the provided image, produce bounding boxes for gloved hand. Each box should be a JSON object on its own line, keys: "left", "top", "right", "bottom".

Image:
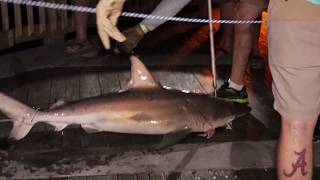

{"left": 96, "top": 0, "right": 126, "bottom": 49}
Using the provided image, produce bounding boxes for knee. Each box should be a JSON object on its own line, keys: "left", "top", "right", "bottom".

{"left": 235, "top": 24, "right": 251, "bottom": 34}
{"left": 281, "top": 118, "right": 316, "bottom": 135}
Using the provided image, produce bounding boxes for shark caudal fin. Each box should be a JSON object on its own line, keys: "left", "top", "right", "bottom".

{"left": 0, "top": 92, "right": 36, "bottom": 140}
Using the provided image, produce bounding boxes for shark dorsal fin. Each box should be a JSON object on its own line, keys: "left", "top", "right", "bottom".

{"left": 129, "top": 56, "right": 160, "bottom": 89}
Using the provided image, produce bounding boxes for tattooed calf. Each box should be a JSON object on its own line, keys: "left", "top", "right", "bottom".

{"left": 283, "top": 148, "right": 308, "bottom": 177}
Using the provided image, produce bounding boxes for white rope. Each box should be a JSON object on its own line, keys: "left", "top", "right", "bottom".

{"left": 0, "top": 0, "right": 263, "bottom": 24}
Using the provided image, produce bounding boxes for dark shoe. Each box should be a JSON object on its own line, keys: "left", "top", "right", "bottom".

{"left": 115, "top": 24, "right": 146, "bottom": 54}
{"left": 216, "top": 82, "right": 248, "bottom": 104}
{"left": 313, "top": 122, "right": 320, "bottom": 144}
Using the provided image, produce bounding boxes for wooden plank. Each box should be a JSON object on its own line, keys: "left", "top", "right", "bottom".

{"left": 26, "top": 4, "right": 35, "bottom": 36}
{"left": 64, "top": 74, "right": 81, "bottom": 101}
{"left": 179, "top": 171, "right": 194, "bottom": 180}
{"left": 27, "top": 80, "right": 51, "bottom": 110}
{"left": 79, "top": 71, "right": 101, "bottom": 99}
{"left": 1, "top": 2, "right": 9, "bottom": 31}
{"left": 38, "top": 0, "right": 46, "bottom": 33}
{"left": 135, "top": 173, "right": 150, "bottom": 180}
{"left": 49, "top": 73, "right": 80, "bottom": 106}
{"left": 117, "top": 174, "right": 135, "bottom": 180}
{"left": 99, "top": 70, "right": 122, "bottom": 94}
{"left": 14, "top": 3, "right": 23, "bottom": 39}
{"left": 0, "top": 30, "right": 14, "bottom": 50}
{"left": 193, "top": 170, "right": 210, "bottom": 180}
{"left": 47, "top": 0, "right": 58, "bottom": 34}
{"left": 59, "top": 0, "right": 68, "bottom": 30}
{"left": 153, "top": 70, "right": 204, "bottom": 94}
{"left": 172, "top": 70, "right": 205, "bottom": 94}
{"left": 49, "top": 76, "right": 68, "bottom": 106}
{"left": 117, "top": 70, "right": 131, "bottom": 89}
{"left": 193, "top": 67, "right": 215, "bottom": 94}
{"left": 149, "top": 173, "right": 165, "bottom": 180}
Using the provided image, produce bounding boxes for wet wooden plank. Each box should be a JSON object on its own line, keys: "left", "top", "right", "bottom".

{"left": 49, "top": 73, "right": 80, "bottom": 105}
{"left": 99, "top": 70, "right": 122, "bottom": 94}
{"left": 135, "top": 173, "right": 150, "bottom": 180}
{"left": 193, "top": 67, "right": 215, "bottom": 94}
{"left": 27, "top": 79, "right": 51, "bottom": 110}
{"left": 79, "top": 72, "right": 101, "bottom": 99}
{"left": 118, "top": 174, "right": 135, "bottom": 180}
{"left": 47, "top": 0, "right": 58, "bottom": 34}
{"left": 38, "top": 0, "right": 46, "bottom": 33}
{"left": 153, "top": 70, "right": 204, "bottom": 94}
{"left": 193, "top": 170, "right": 209, "bottom": 180}
{"left": 49, "top": 76, "right": 68, "bottom": 107}
{"left": 173, "top": 70, "right": 205, "bottom": 94}
{"left": 1, "top": 2, "right": 9, "bottom": 31}
{"left": 149, "top": 173, "right": 164, "bottom": 180}
{"left": 59, "top": 0, "right": 68, "bottom": 30}
{"left": 26, "top": 5, "right": 35, "bottom": 36}
{"left": 14, "top": 3, "right": 23, "bottom": 39}
{"left": 64, "top": 74, "right": 81, "bottom": 101}
{"left": 179, "top": 171, "right": 194, "bottom": 180}
{"left": 118, "top": 70, "right": 131, "bottom": 89}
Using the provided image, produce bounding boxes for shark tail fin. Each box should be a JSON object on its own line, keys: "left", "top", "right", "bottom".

{"left": 0, "top": 92, "right": 36, "bottom": 140}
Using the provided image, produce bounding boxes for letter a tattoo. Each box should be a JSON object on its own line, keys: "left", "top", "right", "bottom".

{"left": 283, "top": 148, "right": 308, "bottom": 177}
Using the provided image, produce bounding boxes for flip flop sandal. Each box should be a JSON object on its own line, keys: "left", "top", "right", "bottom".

{"left": 64, "top": 42, "right": 92, "bottom": 54}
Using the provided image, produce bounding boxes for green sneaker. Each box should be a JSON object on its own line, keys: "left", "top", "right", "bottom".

{"left": 115, "top": 24, "right": 146, "bottom": 54}
{"left": 216, "top": 82, "right": 248, "bottom": 104}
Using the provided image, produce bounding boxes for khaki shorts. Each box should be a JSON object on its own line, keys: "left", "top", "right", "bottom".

{"left": 240, "top": 0, "right": 268, "bottom": 9}
{"left": 268, "top": 2, "right": 320, "bottom": 119}
{"left": 268, "top": 0, "right": 320, "bottom": 21}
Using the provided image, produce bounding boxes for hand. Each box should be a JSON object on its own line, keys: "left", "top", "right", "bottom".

{"left": 96, "top": 0, "right": 126, "bottom": 49}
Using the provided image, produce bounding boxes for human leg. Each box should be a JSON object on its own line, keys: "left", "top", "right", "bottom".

{"left": 270, "top": 64, "right": 320, "bottom": 180}
{"left": 277, "top": 117, "right": 316, "bottom": 180}
{"left": 217, "top": 1, "right": 264, "bottom": 103}
{"left": 268, "top": 1, "right": 320, "bottom": 178}
{"left": 229, "top": 2, "right": 263, "bottom": 85}
{"left": 217, "top": 1, "right": 235, "bottom": 53}
{"left": 65, "top": 0, "right": 91, "bottom": 53}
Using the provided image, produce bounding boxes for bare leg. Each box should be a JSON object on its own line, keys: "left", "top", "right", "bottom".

{"left": 230, "top": 2, "right": 263, "bottom": 85}
{"left": 65, "top": 0, "right": 91, "bottom": 53}
{"left": 278, "top": 117, "right": 316, "bottom": 180}
{"left": 73, "top": 0, "right": 90, "bottom": 42}
{"left": 218, "top": 1, "right": 236, "bottom": 52}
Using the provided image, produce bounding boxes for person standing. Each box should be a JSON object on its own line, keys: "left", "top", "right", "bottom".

{"left": 268, "top": 0, "right": 320, "bottom": 179}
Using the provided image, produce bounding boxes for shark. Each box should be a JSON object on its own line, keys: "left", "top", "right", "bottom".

{"left": 0, "top": 56, "right": 250, "bottom": 147}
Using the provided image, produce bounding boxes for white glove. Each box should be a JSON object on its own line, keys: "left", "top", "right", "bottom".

{"left": 96, "top": 0, "right": 126, "bottom": 49}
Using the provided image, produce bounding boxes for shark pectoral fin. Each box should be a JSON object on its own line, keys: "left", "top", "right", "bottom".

{"left": 9, "top": 121, "right": 33, "bottom": 140}
{"left": 49, "top": 100, "right": 66, "bottom": 110}
{"left": 48, "top": 122, "right": 68, "bottom": 131}
{"left": 156, "top": 129, "right": 191, "bottom": 149}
